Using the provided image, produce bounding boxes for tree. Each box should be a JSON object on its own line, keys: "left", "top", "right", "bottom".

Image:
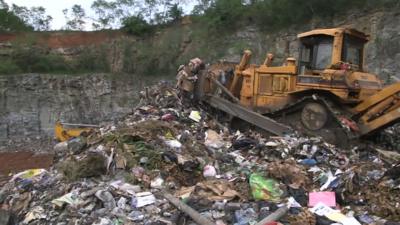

{"left": 0, "top": 1, "right": 32, "bottom": 32}
{"left": 91, "top": 0, "right": 138, "bottom": 29}
{"left": 0, "top": 0, "right": 8, "bottom": 10}
{"left": 91, "top": 0, "right": 118, "bottom": 29}
{"left": 63, "top": 4, "right": 86, "bottom": 30}
{"left": 122, "top": 15, "right": 152, "bottom": 35}
{"left": 90, "top": 0, "right": 188, "bottom": 28}
{"left": 199, "top": 0, "right": 244, "bottom": 30}
{"left": 29, "top": 7, "right": 52, "bottom": 31}
{"left": 192, "top": 0, "right": 214, "bottom": 15}
{"left": 142, "top": 0, "right": 158, "bottom": 23}
{"left": 167, "top": 3, "right": 183, "bottom": 22}
{"left": 11, "top": 5, "right": 52, "bottom": 31}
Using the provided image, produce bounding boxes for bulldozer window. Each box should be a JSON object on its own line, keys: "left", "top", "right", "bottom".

{"left": 300, "top": 46, "right": 312, "bottom": 64}
{"left": 342, "top": 34, "right": 364, "bottom": 70}
{"left": 299, "top": 36, "right": 333, "bottom": 72}
{"left": 315, "top": 41, "right": 333, "bottom": 70}
{"left": 299, "top": 42, "right": 313, "bottom": 74}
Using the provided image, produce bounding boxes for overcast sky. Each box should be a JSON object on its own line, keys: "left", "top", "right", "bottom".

{"left": 4, "top": 0, "right": 196, "bottom": 30}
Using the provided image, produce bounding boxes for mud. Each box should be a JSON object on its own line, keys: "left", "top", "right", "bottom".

{"left": 0, "top": 151, "right": 53, "bottom": 184}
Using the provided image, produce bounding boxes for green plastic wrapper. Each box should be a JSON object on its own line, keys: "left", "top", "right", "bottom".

{"left": 249, "top": 173, "right": 283, "bottom": 202}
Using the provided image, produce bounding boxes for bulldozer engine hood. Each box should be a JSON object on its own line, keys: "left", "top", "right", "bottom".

{"left": 345, "top": 71, "right": 382, "bottom": 90}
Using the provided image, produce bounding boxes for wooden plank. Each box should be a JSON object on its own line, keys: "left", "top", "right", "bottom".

{"left": 162, "top": 191, "right": 215, "bottom": 225}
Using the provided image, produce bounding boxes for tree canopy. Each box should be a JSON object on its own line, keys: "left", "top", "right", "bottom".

{"left": 0, "top": 0, "right": 33, "bottom": 32}
{"left": 1, "top": 0, "right": 400, "bottom": 32}
{"left": 63, "top": 4, "right": 86, "bottom": 30}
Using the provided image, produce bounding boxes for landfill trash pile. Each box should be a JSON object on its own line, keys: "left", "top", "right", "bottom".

{"left": 0, "top": 81, "right": 399, "bottom": 225}
{"left": 0, "top": 137, "right": 54, "bottom": 153}
{"left": 375, "top": 124, "right": 400, "bottom": 151}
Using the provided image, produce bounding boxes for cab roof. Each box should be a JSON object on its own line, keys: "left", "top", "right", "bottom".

{"left": 297, "top": 28, "right": 369, "bottom": 41}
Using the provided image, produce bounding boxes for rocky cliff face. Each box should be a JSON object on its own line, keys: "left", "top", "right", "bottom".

{"left": 0, "top": 74, "right": 154, "bottom": 142}
{"left": 220, "top": 9, "right": 400, "bottom": 80}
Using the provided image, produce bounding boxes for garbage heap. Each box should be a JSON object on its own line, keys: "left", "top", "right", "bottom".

{"left": 0, "top": 82, "right": 399, "bottom": 225}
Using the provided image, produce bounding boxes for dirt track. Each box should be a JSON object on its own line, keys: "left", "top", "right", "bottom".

{"left": 0, "top": 151, "right": 53, "bottom": 184}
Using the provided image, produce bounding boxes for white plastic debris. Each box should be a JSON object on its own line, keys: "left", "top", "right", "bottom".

{"left": 205, "top": 129, "right": 225, "bottom": 149}
{"left": 96, "top": 144, "right": 106, "bottom": 152}
{"left": 287, "top": 196, "right": 302, "bottom": 208}
{"left": 164, "top": 139, "right": 182, "bottom": 149}
{"left": 93, "top": 218, "right": 114, "bottom": 225}
{"left": 132, "top": 192, "right": 156, "bottom": 208}
{"left": 265, "top": 141, "right": 278, "bottom": 147}
{"left": 127, "top": 211, "right": 145, "bottom": 222}
{"left": 110, "top": 180, "right": 141, "bottom": 195}
{"left": 150, "top": 176, "right": 164, "bottom": 189}
{"left": 117, "top": 197, "right": 128, "bottom": 209}
{"left": 54, "top": 141, "right": 68, "bottom": 152}
{"left": 311, "top": 145, "right": 319, "bottom": 154}
{"left": 95, "top": 190, "right": 116, "bottom": 210}
{"left": 320, "top": 171, "right": 337, "bottom": 191}
{"left": 308, "top": 166, "right": 322, "bottom": 173}
{"left": 203, "top": 164, "right": 217, "bottom": 178}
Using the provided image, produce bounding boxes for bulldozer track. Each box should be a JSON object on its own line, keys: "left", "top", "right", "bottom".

{"left": 268, "top": 95, "right": 359, "bottom": 145}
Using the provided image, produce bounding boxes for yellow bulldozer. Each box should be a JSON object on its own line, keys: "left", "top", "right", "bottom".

{"left": 54, "top": 121, "right": 99, "bottom": 142}
{"left": 177, "top": 27, "right": 400, "bottom": 146}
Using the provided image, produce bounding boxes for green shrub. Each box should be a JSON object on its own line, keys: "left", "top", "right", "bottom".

{"left": 122, "top": 16, "right": 153, "bottom": 36}
{"left": 4, "top": 44, "right": 112, "bottom": 74}
{"left": 11, "top": 46, "right": 70, "bottom": 73}
{"left": 0, "top": 59, "right": 20, "bottom": 74}
{"left": 73, "top": 46, "right": 110, "bottom": 72}
{"left": 200, "top": 0, "right": 245, "bottom": 31}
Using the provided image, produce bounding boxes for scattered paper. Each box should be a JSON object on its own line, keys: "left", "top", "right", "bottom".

{"left": 52, "top": 192, "right": 81, "bottom": 207}
{"left": 110, "top": 180, "right": 141, "bottom": 195}
{"left": 309, "top": 192, "right": 336, "bottom": 207}
{"left": 176, "top": 186, "right": 196, "bottom": 199}
{"left": 310, "top": 203, "right": 361, "bottom": 225}
{"left": 23, "top": 206, "right": 46, "bottom": 224}
{"left": 189, "top": 110, "right": 201, "bottom": 122}
{"left": 12, "top": 169, "right": 47, "bottom": 181}
{"left": 132, "top": 192, "right": 156, "bottom": 208}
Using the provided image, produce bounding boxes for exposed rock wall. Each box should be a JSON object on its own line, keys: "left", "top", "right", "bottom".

{"left": 1, "top": 9, "right": 399, "bottom": 79}
{"left": 221, "top": 9, "right": 400, "bottom": 80}
{"left": 0, "top": 74, "right": 153, "bottom": 142}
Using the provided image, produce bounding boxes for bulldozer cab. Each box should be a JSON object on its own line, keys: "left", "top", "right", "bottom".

{"left": 298, "top": 28, "right": 368, "bottom": 74}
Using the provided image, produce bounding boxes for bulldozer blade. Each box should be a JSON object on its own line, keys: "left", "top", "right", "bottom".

{"left": 207, "top": 95, "right": 292, "bottom": 136}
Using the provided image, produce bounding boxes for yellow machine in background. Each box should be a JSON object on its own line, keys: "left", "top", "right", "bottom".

{"left": 178, "top": 27, "right": 400, "bottom": 145}
{"left": 54, "top": 121, "right": 99, "bottom": 142}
